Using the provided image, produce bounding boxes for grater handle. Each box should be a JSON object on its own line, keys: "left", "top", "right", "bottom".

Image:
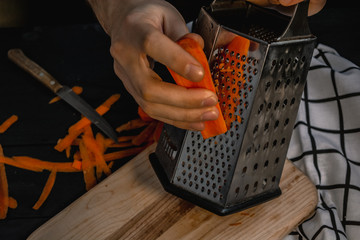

{"left": 277, "top": 0, "right": 312, "bottom": 41}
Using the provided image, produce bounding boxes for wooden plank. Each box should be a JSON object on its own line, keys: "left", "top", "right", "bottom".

{"left": 28, "top": 143, "right": 318, "bottom": 240}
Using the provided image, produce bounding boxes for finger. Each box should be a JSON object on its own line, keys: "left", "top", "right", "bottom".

{"left": 248, "top": 0, "right": 300, "bottom": 7}
{"left": 142, "top": 27, "right": 205, "bottom": 82}
{"left": 113, "top": 60, "right": 218, "bottom": 110}
{"left": 180, "top": 33, "right": 205, "bottom": 49}
{"left": 278, "top": 0, "right": 303, "bottom": 6}
{"left": 112, "top": 60, "right": 137, "bottom": 95}
{"left": 113, "top": 63, "right": 217, "bottom": 131}
{"left": 161, "top": 4, "right": 190, "bottom": 41}
{"left": 156, "top": 116, "right": 206, "bottom": 131}
{"left": 308, "top": 0, "right": 326, "bottom": 15}
{"left": 137, "top": 70, "right": 218, "bottom": 109}
{"left": 140, "top": 100, "right": 219, "bottom": 123}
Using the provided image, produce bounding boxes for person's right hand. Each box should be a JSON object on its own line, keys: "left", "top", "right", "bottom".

{"left": 88, "top": 0, "right": 326, "bottom": 131}
{"left": 88, "top": 0, "right": 220, "bottom": 131}
{"left": 249, "top": 0, "right": 326, "bottom": 16}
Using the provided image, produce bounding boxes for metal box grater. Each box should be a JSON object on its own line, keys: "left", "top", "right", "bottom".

{"left": 149, "top": 0, "right": 316, "bottom": 215}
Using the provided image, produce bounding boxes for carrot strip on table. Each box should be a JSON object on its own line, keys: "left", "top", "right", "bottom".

{"left": 54, "top": 93, "right": 120, "bottom": 152}
{"left": 107, "top": 142, "right": 134, "bottom": 148}
{"left": 71, "top": 134, "right": 136, "bottom": 147}
{"left": 0, "top": 145, "right": 9, "bottom": 219}
{"left": 72, "top": 151, "right": 82, "bottom": 170}
{"left": 0, "top": 115, "right": 18, "bottom": 134}
{"left": 11, "top": 156, "right": 79, "bottom": 172}
{"left": 95, "top": 132, "right": 106, "bottom": 153}
{"left": 131, "top": 121, "right": 157, "bottom": 146}
{"left": 0, "top": 156, "right": 43, "bottom": 172}
{"left": 79, "top": 140, "right": 97, "bottom": 191}
{"left": 103, "top": 146, "right": 146, "bottom": 162}
{"left": 32, "top": 170, "right": 57, "bottom": 210}
{"left": 115, "top": 118, "right": 148, "bottom": 133}
{"left": 49, "top": 86, "right": 83, "bottom": 104}
{"left": 82, "top": 126, "right": 111, "bottom": 179}
{"left": 8, "top": 197, "right": 17, "bottom": 209}
{"left": 137, "top": 107, "right": 154, "bottom": 122}
{"left": 116, "top": 135, "right": 136, "bottom": 143}
{"left": 55, "top": 129, "right": 83, "bottom": 153}
{"left": 65, "top": 146, "right": 71, "bottom": 158}
{"left": 0, "top": 164, "right": 8, "bottom": 219}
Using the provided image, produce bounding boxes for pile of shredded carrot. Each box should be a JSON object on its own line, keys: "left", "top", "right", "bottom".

{"left": 0, "top": 90, "right": 163, "bottom": 219}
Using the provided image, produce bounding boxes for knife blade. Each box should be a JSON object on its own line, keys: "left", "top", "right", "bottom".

{"left": 7, "top": 48, "right": 118, "bottom": 142}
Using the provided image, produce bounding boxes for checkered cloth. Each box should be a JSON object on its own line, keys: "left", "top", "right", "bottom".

{"left": 284, "top": 44, "right": 360, "bottom": 240}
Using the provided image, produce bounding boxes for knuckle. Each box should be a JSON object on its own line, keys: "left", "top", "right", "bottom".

{"left": 142, "top": 31, "right": 158, "bottom": 53}
{"left": 139, "top": 83, "right": 155, "bottom": 102}
{"left": 109, "top": 41, "right": 124, "bottom": 59}
{"left": 140, "top": 103, "right": 155, "bottom": 118}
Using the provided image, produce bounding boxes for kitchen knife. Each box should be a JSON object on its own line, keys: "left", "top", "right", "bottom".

{"left": 7, "top": 48, "right": 118, "bottom": 142}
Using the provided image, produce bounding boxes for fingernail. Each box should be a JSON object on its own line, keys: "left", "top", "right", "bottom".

{"left": 202, "top": 96, "right": 218, "bottom": 107}
{"left": 201, "top": 109, "right": 219, "bottom": 121}
{"left": 185, "top": 63, "right": 203, "bottom": 81}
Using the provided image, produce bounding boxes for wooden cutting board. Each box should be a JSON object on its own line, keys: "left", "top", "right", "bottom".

{"left": 28, "top": 143, "right": 318, "bottom": 240}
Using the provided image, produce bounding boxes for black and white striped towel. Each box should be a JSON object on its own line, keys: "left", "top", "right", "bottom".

{"left": 284, "top": 44, "right": 360, "bottom": 240}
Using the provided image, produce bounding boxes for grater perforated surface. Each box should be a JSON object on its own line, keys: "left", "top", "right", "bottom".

{"left": 151, "top": 0, "right": 316, "bottom": 215}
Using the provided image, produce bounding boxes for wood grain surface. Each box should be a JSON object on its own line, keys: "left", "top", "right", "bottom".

{"left": 28, "top": 143, "right": 318, "bottom": 240}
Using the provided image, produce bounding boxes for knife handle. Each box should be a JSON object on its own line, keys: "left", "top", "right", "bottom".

{"left": 8, "top": 49, "right": 63, "bottom": 93}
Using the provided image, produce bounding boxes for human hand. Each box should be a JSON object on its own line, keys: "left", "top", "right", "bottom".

{"left": 88, "top": 0, "right": 220, "bottom": 131}
{"left": 248, "top": 0, "right": 327, "bottom": 16}
{"left": 88, "top": 0, "right": 326, "bottom": 131}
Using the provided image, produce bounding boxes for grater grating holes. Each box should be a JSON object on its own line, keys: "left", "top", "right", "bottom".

{"left": 212, "top": 42, "right": 258, "bottom": 129}
{"left": 248, "top": 25, "right": 278, "bottom": 42}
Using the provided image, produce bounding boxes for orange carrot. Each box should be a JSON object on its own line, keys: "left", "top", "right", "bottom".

{"left": 95, "top": 132, "right": 106, "bottom": 153}
{"left": 0, "top": 115, "right": 18, "bottom": 134}
{"left": 0, "top": 145, "right": 9, "bottom": 219}
{"left": 117, "top": 135, "right": 136, "bottom": 142}
{"left": 32, "top": 170, "right": 57, "bottom": 210}
{"left": 0, "top": 156, "right": 43, "bottom": 172}
{"left": 79, "top": 140, "right": 97, "bottom": 191}
{"left": 65, "top": 146, "right": 71, "bottom": 158}
{"left": 103, "top": 136, "right": 136, "bottom": 149}
{"left": 103, "top": 147, "right": 146, "bottom": 162}
{"left": 72, "top": 134, "right": 136, "bottom": 147}
{"left": 137, "top": 107, "right": 154, "bottom": 122}
{"left": 72, "top": 159, "right": 82, "bottom": 170}
{"left": 214, "top": 36, "right": 250, "bottom": 128}
{"left": 107, "top": 142, "right": 134, "bottom": 148}
{"left": 72, "top": 151, "right": 82, "bottom": 170}
{"left": 49, "top": 86, "right": 83, "bottom": 104}
{"left": 131, "top": 121, "right": 157, "bottom": 146}
{"left": 167, "top": 36, "right": 227, "bottom": 139}
{"left": 82, "top": 126, "right": 111, "bottom": 179}
{"left": 108, "top": 161, "right": 114, "bottom": 169}
{"left": 115, "top": 118, "right": 148, "bottom": 133}
{"left": 55, "top": 129, "right": 83, "bottom": 153}
{"left": 54, "top": 93, "right": 120, "bottom": 152}
{"left": 69, "top": 93, "right": 120, "bottom": 133}
{"left": 8, "top": 197, "right": 17, "bottom": 209}
{"left": 11, "top": 156, "right": 79, "bottom": 172}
